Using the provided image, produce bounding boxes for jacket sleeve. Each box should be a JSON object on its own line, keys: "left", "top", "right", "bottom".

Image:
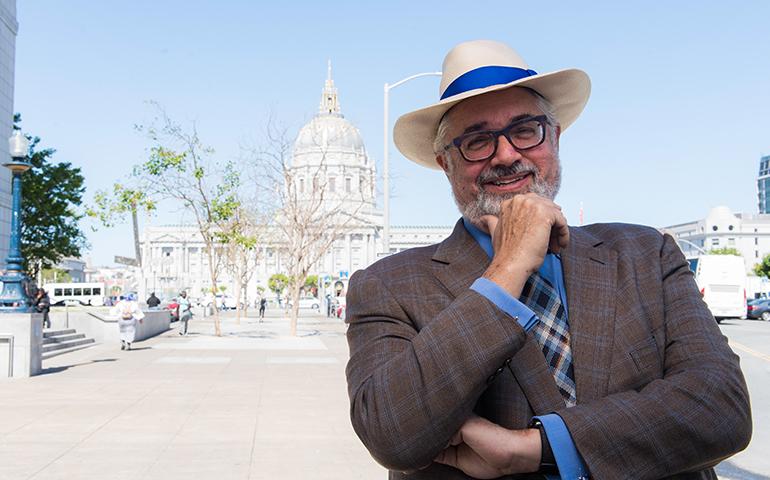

{"left": 345, "top": 267, "right": 528, "bottom": 472}
{"left": 557, "top": 233, "right": 752, "bottom": 479}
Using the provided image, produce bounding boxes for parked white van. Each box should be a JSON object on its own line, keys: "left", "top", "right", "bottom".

{"left": 689, "top": 255, "right": 746, "bottom": 322}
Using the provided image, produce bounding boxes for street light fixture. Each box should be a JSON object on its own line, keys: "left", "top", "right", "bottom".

{"left": 0, "top": 130, "right": 32, "bottom": 311}
{"left": 383, "top": 71, "right": 441, "bottom": 255}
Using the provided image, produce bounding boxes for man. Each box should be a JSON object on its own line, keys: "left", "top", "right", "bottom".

{"left": 259, "top": 296, "right": 267, "bottom": 322}
{"left": 34, "top": 288, "right": 51, "bottom": 329}
{"left": 177, "top": 291, "right": 192, "bottom": 336}
{"left": 146, "top": 292, "right": 161, "bottom": 308}
{"left": 345, "top": 40, "right": 751, "bottom": 479}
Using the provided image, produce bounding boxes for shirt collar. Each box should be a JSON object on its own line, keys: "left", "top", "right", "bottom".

{"left": 462, "top": 217, "right": 494, "bottom": 258}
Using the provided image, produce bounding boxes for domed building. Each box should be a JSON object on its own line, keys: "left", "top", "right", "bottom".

{"left": 286, "top": 62, "right": 383, "bottom": 280}
{"left": 291, "top": 62, "right": 378, "bottom": 218}
{"left": 138, "top": 64, "right": 453, "bottom": 302}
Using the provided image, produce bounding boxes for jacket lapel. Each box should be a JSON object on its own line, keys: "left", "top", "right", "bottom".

{"left": 561, "top": 227, "right": 618, "bottom": 402}
{"left": 431, "top": 219, "right": 567, "bottom": 415}
{"left": 431, "top": 219, "right": 490, "bottom": 297}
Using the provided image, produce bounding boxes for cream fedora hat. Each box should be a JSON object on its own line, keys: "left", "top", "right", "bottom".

{"left": 393, "top": 40, "right": 591, "bottom": 169}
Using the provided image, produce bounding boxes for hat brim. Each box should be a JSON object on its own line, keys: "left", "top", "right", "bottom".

{"left": 393, "top": 68, "right": 590, "bottom": 170}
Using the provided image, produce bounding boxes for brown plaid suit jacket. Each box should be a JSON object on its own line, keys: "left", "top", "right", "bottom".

{"left": 345, "top": 220, "right": 751, "bottom": 479}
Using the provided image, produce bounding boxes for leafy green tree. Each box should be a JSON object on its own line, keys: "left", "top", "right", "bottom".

{"left": 304, "top": 275, "right": 318, "bottom": 290}
{"left": 15, "top": 114, "right": 87, "bottom": 280}
{"left": 754, "top": 253, "right": 770, "bottom": 278}
{"left": 40, "top": 267, "right": 72, "bottom": 283}
{"left": 709, "top": 247, "right": 741, "bottom": 256}
{"left": 89, "top": 104, "right": 244, "bottom": 336}
{"left": 268, "top": 273, "right": 289, "bottom": 296}
{"left": 220, "top": 206, "right": 263, "bottom": 323}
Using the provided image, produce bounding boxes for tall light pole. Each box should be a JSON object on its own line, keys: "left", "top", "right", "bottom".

{"left": 383, "top": 71, "right": 441, "bottom": 255}
{"left": 0, "top": 130, "right": 32, "bottom": 311}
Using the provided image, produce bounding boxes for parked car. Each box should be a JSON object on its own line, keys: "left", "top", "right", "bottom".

{"left": 289, "top": 296, "right": 320, "bottom": 310}
{"left": 747, "top": 298, "right": 770, "bottom": 320}
{"left": 214, "top": 294, "right": 241, "bottom": 310}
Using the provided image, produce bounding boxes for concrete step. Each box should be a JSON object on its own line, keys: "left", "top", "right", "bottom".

{"left": 43, "top": 329, "right": 76, "bottom": 338}
{"left": 43, "top": 333, "right": 85, "bottom": 344}
{"left": 42, "top": 337, "right": 95, "bottom": 354}
{"left": 41, "top": 341, "right": 98, "bottom": 360}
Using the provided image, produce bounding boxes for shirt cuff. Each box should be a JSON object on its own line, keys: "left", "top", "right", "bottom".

{"left": 534, "top": 414, "right": 589, "bottom": 480}
{"left": 470, "top": 278, "right": 539, "bottom": 331}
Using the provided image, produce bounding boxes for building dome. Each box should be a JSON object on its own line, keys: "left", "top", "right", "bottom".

{"left": 294, "top": 114, "right": 366, "bottom": 154}
{"left": 292, "top": 61, "right": 370, "bottom": 168}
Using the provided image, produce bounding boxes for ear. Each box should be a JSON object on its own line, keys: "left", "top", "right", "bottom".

{"left": 554, "top": 125, "right": 562, "bottom": 150}
{"left": 436, "top": 153, "right": 450, "bottom": 174}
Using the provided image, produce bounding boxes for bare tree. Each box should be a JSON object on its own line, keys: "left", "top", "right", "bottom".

{"left": 250, "top": 121, "right": 370, "bottom": 336}
{"left": 220, "top": 205, "right": 263, "bottom": 324}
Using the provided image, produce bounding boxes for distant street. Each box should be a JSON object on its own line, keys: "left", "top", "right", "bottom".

{"left": 716, "top": 318, "right": 770, "bottom": 479}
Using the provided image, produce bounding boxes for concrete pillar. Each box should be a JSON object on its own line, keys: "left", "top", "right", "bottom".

{"left": 0, "top": 313, "right": 42, "bottom": 377}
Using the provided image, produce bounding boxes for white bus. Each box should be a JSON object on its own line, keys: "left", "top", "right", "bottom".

{"left": 689, "top": 255, "right": 746, "bottom": 322}
{"left": 45, "top": 282, "right": 106, "bottom": 307}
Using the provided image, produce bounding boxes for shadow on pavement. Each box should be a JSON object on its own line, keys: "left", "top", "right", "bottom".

{"left": 716, "top": 460, "right": 770, "bottom": 480}
{"left": 39, "top": 358, "right": 118, "bottom": 375}
{"left": 228, "top": 330, "right": 278, "bottom": 339}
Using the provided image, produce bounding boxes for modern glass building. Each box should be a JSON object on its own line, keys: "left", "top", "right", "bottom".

{"left": 758, "top": 154, "right": 770, "bottom": 214}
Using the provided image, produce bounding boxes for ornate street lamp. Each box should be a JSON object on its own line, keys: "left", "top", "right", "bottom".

{"left": 0, "top": 130, "right": 32, "bottom": 311}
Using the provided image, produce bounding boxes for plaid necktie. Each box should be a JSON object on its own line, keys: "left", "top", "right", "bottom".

{"left": 520, "top": 272, "right": 577, "bottom": 407}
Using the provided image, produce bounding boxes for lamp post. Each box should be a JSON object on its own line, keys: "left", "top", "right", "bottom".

{"left": 383, "top": 71, "right": 441, "bottom": 255}
{"left": 0, "top": 130, "right": 32, "bottom": 311}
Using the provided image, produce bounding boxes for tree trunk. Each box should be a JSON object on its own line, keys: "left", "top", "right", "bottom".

{"left": 206, "top": 246, "right": 221, "bottom": 336}
{"left": 234, "top": 274, "right": 243, "bottom": 325}
{"left": 241, "top": 283, "right": 249, "bottom": 316}
{"left": 289, "top": 282, "right": 301, "bottom": 336}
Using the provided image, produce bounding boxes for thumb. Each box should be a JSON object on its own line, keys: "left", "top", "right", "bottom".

{"left": 479, "top": 215, "right": 499, "bottom": 238}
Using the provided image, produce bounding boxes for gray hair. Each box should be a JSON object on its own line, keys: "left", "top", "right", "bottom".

{"left": 432, "top": 88, "right": 559, "bottom": 159}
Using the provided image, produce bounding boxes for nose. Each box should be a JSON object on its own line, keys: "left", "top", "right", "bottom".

{"left": 488, "top": 133, "right": 522, "bottom": 168}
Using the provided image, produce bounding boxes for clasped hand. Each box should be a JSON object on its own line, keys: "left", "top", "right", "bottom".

{"left": 480, "top": 193, "right": 569, "bottom": 298}
{"left": 434, "top": 415, "right": 541, "bottom": 478}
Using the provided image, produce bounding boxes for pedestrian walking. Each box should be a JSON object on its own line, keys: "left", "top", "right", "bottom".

{"left": 111, "top": 294, "right": 144, "bottom": 351}
{"left": 33, "top": 288, "right": 51, "bottom": 329}
{"left": 325, "top": 293, "right": 333, "bottom": 318}
{"left": 146, "top": 292, "right": 161, "bottom": 308}
{"left": 258, "top": 297, "right": 267, "bottom": 322}
{"left": 177, "top": 291, "right": 192, "bottom": 335}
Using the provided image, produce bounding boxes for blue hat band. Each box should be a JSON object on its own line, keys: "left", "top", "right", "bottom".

{"left": 440, "top": 66, "right": 538, "bottom": 101}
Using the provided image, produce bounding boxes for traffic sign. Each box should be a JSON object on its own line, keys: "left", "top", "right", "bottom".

{"left": 114, "top": 255, "right": 139, "bottom": 267}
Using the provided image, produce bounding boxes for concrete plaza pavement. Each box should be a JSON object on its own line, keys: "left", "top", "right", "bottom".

{"left": 3, "top": 308, "right": 761, "bottom": 479}
{"left": 0, "top": 308, "right": 386, "bottom": 480}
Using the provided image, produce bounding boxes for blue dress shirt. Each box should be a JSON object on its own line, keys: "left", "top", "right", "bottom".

{"left": 462, "top": 218, "right": 589, "bottom": 480}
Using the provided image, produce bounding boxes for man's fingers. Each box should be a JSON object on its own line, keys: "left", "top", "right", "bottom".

{"left": 548, "top": 211, "right": 570, "bottom": 254}
{"left": 435, "top": 446, "right": 458, "bottom": 468}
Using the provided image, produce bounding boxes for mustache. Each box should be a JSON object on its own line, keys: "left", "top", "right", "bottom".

{"left": 476, "top": 163, "right": 538, "bottom": 185}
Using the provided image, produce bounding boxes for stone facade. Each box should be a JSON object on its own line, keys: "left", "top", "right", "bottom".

{"left": 0, "top": 1, "right": 18, "bottom": 267}
{"left": 139, "top": 66, "right": 453, "bottom": 301}
{"left": 662, "top": 206, "right": 770, "bottom": 272}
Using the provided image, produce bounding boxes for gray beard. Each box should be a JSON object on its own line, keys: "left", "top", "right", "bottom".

{"left": 451, "top": 161, "right": 562, "bottom": 224}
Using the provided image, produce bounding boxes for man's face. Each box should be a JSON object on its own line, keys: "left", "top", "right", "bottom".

{"left": 435, "top": 88, "right": 562, "bottom": 225}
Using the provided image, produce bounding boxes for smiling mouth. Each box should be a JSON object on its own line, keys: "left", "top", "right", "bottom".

{"left": 486, "top": 172, "right": 531, "bottom": 187}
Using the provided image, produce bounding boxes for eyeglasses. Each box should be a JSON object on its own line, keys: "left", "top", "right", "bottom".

{"left": 445, "top": 115, "right": 550, "bottom": 162}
